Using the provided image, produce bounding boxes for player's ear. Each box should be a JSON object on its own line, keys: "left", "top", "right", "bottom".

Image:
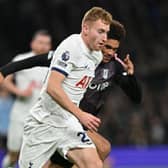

{"left": 82, "top": 22, "right": 89, "bottom": 36}
{"left": 0, "top": 72, "right": 4, "bottom": 84}
{"left": 30, "top": 40, "right": 34, "bottom": 50}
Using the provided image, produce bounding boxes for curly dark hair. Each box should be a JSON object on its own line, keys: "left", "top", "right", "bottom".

{"left": 109, "top": 20, "right": 126, "bottom": 41}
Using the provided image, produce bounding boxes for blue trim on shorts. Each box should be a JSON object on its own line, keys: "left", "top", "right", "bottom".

{"left": 51, "top": 67, "right": 68, "bottom": 76}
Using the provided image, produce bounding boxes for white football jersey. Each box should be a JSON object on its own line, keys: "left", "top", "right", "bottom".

{"left": 30, "top": 34, "right": 103, "bottom": 126}
{"left": 10, "top": 52, "right": 49, "bottom": 122}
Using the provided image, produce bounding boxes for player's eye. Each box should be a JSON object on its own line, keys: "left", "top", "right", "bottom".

{"left": 98, "top": 29, "right": 105, "bottom": 34}
{"left": 104, "top": 44, "right": 118, "bottom": 52}
{"left": 104, "top": 44, "right": 113, "bottom": 49}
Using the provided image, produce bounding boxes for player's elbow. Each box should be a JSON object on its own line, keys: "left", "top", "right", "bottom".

{"left": 47, "top": 84, "right": 52, "bottom": 96}
{"left": 47, "top": 83, "right": 58, "bottom": 97}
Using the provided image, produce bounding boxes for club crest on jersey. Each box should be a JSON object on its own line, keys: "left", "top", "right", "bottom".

{"left": 102, "top": 69, "right": 109, "bottom": 79}
{"left": 61, "top": 51, "right": 70, "bottom": 61}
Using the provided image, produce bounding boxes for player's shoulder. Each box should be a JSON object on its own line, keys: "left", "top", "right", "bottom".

{"left": 65, "top": 34, "right": 80, "bottom": 42}
{"left": 13, "top": 51, "right": 34, "bottom": 62}
{"left": 63, "top": 34, "right": 103, "bottom": 65}
{"left": 54, "top": 34, "right": 81, "bottom": 59}
{"left": 59, "top": 34, "right": 81, "bottom": 48}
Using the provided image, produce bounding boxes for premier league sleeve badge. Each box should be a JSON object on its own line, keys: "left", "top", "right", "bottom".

{"left": 61, "top": 51, "right": 70, "bottom": 61}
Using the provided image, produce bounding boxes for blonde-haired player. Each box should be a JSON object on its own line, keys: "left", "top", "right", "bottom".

{"left": 18, "top": 7, "right": 112, "bottom": 168}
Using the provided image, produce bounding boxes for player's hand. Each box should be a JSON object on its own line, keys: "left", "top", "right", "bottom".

{"left": 123, "top": 54, "right": 134, "bottom": 75}
{"left": 18, "top": 85, "right": 33, "bottom": 97}
{"left": 78, "top": 111, "right": 101, "bottom": 132}
{"left": 0, "top": 72, "right": 4, "bottom": 84}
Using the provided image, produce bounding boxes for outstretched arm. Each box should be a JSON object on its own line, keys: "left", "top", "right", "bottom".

{"left": 115, "top": 74, "right": 142, "bottom": 104}
{"left": 114, "top": 54, "right": 142, "bottom": 104}
{"left": 0, "top": 52, "right": 53, "bottom": 84}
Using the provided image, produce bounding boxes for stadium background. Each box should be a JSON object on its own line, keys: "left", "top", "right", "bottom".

{"left": 0, "top": 0, "right": 168, "bottom": 167}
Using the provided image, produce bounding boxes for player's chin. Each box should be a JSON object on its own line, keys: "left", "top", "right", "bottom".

{"left": 102, "top": 59, "right": 110, "bottom": 63}
{"left": 102, "top": 56, "right": 111, "bottom": 62}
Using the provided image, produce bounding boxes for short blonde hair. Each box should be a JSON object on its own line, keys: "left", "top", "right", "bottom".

{"left": 82, "top": 7, "right": 113, "bottom": 26}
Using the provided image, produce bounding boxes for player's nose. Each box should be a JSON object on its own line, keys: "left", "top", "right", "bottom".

{"left": 102, "top": 33, "right": 107, "bottom": 43}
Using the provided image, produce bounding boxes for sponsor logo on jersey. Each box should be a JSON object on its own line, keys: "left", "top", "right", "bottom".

{"left": 57, "top": 60, "right": 68, "bottom": 67}
{"left": 76, "top": 64, "right": 90, "bottom": 70}
{"left": 76, "top": 76, "right": 93, "bottom": 89}
{"left": 89, "top": 81, "right": 110, "bottom": 91}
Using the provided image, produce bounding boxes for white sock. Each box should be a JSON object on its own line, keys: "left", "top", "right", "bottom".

{"left": 2, "top": 155, "right": 16, "bottom": 168}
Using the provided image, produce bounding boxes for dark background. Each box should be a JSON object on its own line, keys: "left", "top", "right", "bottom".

{"left": 0, "top": 0, "right": 168, "bottom": 146}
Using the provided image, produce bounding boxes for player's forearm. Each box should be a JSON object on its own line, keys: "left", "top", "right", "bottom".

{"left": 47, "top": 83, "right": 83, "bottom": 118}
{"left": 3, "top": 75, "right": 23, "bottom": 96}
{"left": 0, "top": 53, "right": 50, "bottom": 77}
{"left": 47, "top": 71, "right": 101, "bottom": 131}
{"left": 47, "top": 71, "right": 83, "bottom": 118}
{"left": 127, "top": 75, "right": 142, "bottom": 103}
{"left": 115, "top": 74, "right": 142, "bottom": 104}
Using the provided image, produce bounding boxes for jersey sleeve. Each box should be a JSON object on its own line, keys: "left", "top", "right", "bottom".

{"left": 114, "top": 74, "right": 142, "bottom": 104}
{"left": 51, "top": 40, "right": 76, "bottom": 76}
{"left": 0, "top": 52, "right": 53, "bottom": 77}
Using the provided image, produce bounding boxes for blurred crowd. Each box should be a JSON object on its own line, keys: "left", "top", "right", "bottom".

{"left": 0, "top": 0, "right": 168, "bottom": 148}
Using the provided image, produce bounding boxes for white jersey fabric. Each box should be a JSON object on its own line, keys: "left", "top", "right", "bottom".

{"left": 19, "top": 34, "right": 103, "bottom": 167}
{"left": 9, "top": 52, "right": 49, "bottom": 122}
{"left": 30, "top": 34, "right": 103, "bottom": 127}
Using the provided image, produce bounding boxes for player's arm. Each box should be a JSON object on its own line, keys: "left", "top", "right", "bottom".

{"left": 115, "top": 74, "right": 142, "bottom": 104}
{"left": 114, "top": 54, "right": 142, "bottom": 104}
{"left": 0, "top": 52, "right": 52, "bottom": 84}
{"left": 2, "top": 74, "right": 33, "bottom": 97}
{"left": 47, "top": 70, "right": 101, "bottom": 131}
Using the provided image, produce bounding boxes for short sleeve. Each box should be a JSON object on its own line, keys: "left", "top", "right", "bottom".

{"left": 51, "top": 39, "right": 76, "bottom": 76}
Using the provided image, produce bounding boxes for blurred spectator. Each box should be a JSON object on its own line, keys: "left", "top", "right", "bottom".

{"left": 128, "top": 113, "right": 148, "bottom": 146}
{"left": 149, "top": 115, "right": 165, "bottom": 144}
{"left": 0, "top": 86, "right": 14, "bottom": 149}
{"left": 2, "top": 30, "right": 52, "bottom": 168}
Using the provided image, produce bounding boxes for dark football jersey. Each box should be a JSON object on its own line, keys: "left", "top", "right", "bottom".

{"left": 80, "top": 60, "right": 142, "bottom": 115}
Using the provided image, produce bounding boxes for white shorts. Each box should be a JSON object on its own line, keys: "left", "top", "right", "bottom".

{"left": 19, "top": 115, "right": 95, "bottom": 168}
{"left": 7, "top": 120, "right": 24, "bottom": 151}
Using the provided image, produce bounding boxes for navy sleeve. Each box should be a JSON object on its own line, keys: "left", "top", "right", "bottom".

{"left": 114, "top": 74, "right": 142, "bottom": 104}
{"left": 0, "top": 53, "right": 52, "bottom": 77}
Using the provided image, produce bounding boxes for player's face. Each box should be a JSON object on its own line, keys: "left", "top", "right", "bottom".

{"left": 102, "top": 39, "right": 120, "bottom": 63}
{"left": 84, "top": 19, "right": 110, "bottom": 51}
{"left": 31, "top": 35, "right": 52, "bottom": 54}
